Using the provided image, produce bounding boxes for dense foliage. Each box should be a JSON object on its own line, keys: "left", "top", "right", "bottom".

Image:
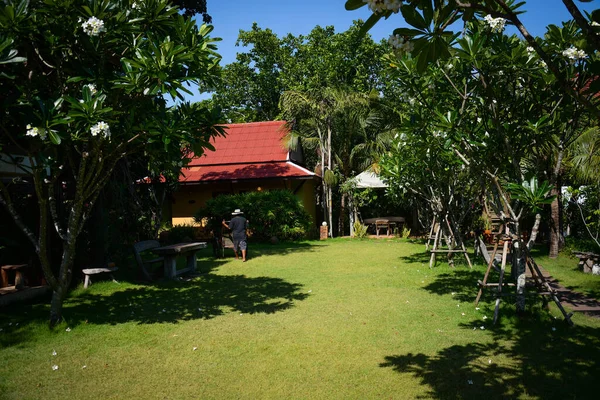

{"left": 0, "top": 0, "right": 223, "bottom": 324}
{"left": 194, "top": 190, "right": 312, "bottom": 241}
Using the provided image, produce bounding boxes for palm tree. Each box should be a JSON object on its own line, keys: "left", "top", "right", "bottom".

{"left": 280, "top": 88, "right": 394, "bottom": 236}
{"left": 569, "top": 127, "right": 600, "bottom": 248}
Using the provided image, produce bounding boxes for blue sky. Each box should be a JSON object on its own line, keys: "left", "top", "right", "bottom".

{"left": 187, "top": 0, "right": 597, "bottom": 102}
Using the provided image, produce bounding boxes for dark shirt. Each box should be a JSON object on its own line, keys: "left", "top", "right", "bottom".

{"left": 229, "top": 216, "right": 248, "bottom": 240}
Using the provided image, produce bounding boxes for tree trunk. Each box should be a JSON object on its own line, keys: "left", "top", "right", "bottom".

{"left": 549, "top": 189, "right": 561, "bottom": 258}
{"left": 339, "top": 193, "right": 345, "bottom": 237}
{"left": 549, "top": 146, "right": 565, "bottom": 258}
{"left": 49, "top": 287, "right": 66, "bottom": 327}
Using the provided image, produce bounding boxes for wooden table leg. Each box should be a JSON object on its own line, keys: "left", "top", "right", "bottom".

{"left": 164, "top": 256, "right": 177, "bottom": 279}
{"left": 186, "top": 251, "right": 198, "bottom": 273}
{"left": 0, "top": 268, "right": 7, "bottom": 288}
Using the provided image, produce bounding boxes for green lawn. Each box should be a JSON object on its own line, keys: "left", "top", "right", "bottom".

{"left": 1, "top": 239, "right": 600, "bottom": 399}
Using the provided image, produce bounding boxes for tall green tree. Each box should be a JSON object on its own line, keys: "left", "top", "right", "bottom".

{"left": 213, "top": 21, "right": 387, "bottom": 122}
{"left": 0, "top": 0, "right": 223, "bottom": 325}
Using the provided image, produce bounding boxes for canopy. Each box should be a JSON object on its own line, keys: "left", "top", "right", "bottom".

{"left": 352, "top": 171, "right": 388, "bottom": 189}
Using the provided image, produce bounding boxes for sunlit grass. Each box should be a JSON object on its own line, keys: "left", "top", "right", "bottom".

{"left": 1, "top": 239, "right": 599, "bottom": 399}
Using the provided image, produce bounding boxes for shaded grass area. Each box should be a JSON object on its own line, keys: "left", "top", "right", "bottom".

{"left": 1, "top": 239, "right": 599, "bottom": 399}
{"left": 533, "top": 248, "right": 600, "bottom": 300}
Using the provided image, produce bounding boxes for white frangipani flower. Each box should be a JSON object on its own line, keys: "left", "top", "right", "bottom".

{"left": 82, "top": 16, "right": 106, "bottom": 36}
{"left": 484, "top": 15, "right": 506, "bottom": 33}
{"left": 364, "top": 0, "right": 403, "bottom": 14}
{"left": 85, "top": 84, "right": 97, "bottom": 95}
{"left": 90, "top": 121, "right": 111, "bottom": 139}
{"left": 562, "top": 46, "right": 587, "bottom": 62}
{"left": 388, "top": 34, "right": 414, "bottom": 53}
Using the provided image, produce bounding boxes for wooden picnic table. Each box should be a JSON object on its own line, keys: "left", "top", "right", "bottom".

{"left": 363, "top": 217, "right": 406, "bottom": 237}
{"left": 152, "top": 242, "right": 207, "bottom": 279}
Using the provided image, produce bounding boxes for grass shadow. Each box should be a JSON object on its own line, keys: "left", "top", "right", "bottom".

{"left": 381, "top": 313, "right": 600, "bottom": 399}
{"left": 421, "top": 270, "right": 483, "bottom": 303}
{"left": 1, "top": 272, "right": 309, "bottom": 347}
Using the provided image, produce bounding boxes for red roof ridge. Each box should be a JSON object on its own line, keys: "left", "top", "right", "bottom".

{"left": 223, "top": 120, "right": 287, "bottom": 127}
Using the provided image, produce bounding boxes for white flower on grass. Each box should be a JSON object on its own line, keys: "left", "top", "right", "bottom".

{"left": 484, "top": 15, "right": 506, "bottom": 33}
{"left": 488, "top": 359, "right": 492, "bottom": 364}
{"left": 364, "top": 0, "right": 403, "bottom": 14}
{"left": 65, "top": 327, "right": 71, "bottom": 332}
{"left": 82, "top": 16, "right": 106, "bottom": 36}
{"left": 193, "top": 347, "right": 198, "bottom": 351}
{"left": 475, "top": 307, "right": 480, "bottom": 310}
{"left": 480, "top": 326, "right": 485, "bottom": 330}
{"left": 52, "top": 350, "right": 57, "bottom": 356}
{"left": 483, "top": 316, "right": 488, "bottom": 320}
{"left": 461, "top": 312, "right": 465, "bottom": 316}
{"left": 90, "top": 121, "right": 111, "bottom": 139}
{"left": 562, "top": 46, "right": 587, "bottom": 62}
{"left": 82, "top": 365, "right": 87, "bottom": 369}
{"left": 52, "top": 365, "right": 59, "bottom": 371}
{"left": 388, "top": 34, "right": 414, "bottom": 54}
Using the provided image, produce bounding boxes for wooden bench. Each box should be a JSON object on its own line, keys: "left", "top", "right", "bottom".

{"left": 1, "top": 264, "right": 28, "bottom": 289}
{"left": 133, "top": 240, "right": 164, "bottom": 281}
{"left": 82, "top": 262, "right": 118, "bottom": 289}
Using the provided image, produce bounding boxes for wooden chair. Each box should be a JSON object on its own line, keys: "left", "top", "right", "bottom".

{"left": 219, "top": 234, "right": 235, "bottom": 258}
{"left": 375, "top": 219, "right": 390, "bottom": 237}
{"left": 133, "top": 240, "right": 164, "bottom": 281}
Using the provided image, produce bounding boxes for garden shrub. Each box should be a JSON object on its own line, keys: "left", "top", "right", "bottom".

{"left": 401, "top": 227, "right": 411, "bottom": 239}
{"left": 353, "top": 221, "right": 368, "bottom": 239}
{"left": 194, "top": 190, "right": 312, "bottom": 241}
{"left": 164, "top": 224, "right": 199, "bottom": 244}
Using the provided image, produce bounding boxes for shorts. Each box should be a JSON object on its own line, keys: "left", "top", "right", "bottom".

{"left": 233, "top": 239, "right": 247, "bottom": 252}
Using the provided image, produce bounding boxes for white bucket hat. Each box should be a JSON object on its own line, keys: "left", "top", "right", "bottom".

{"left": 232, "top": 209, "right": 243, "bottom": 215}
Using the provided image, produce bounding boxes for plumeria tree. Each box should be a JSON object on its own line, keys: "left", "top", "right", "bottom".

{"left": 0, "top": 0, "right": 224, "bottom": 325}
{"left": 347, "top": 0, "right": 598, "bottom": 258}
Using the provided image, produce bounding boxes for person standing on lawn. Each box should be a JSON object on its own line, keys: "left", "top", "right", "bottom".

{"left": 222, "top": 209, "right": 249, "bottom": 262}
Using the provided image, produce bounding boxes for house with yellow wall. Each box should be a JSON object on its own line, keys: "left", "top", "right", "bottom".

{"left": 172, "top": 121, "right": 319, "bottom": 228}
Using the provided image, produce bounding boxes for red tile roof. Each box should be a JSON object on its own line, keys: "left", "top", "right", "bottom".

{"left": 188, "top": 121, "right": 290, "bottom": 166}
{"left": 181, "top": 121, "right": 315, "bottom": 183}
{"left": 180, "top": 162, "right": 315, "bottom": 182}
